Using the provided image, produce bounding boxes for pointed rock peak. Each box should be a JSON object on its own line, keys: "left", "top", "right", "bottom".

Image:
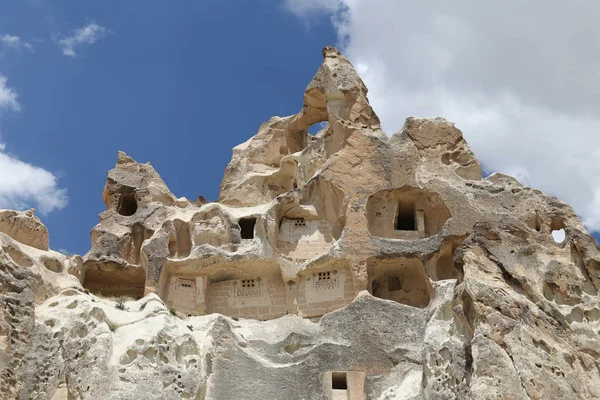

{"left": 302, "top": 46, "right": 380, "bottom": 130}
{"left": 102, "top": 152, "right": 177, "bottom": 211}
{"left": 322, "top": 46, "right": 342, "bottom": 58}
{"left": 306, "top": 46, "right": 368, "bottom": 100}
{"left": 116, "top": 150, "right": 136, "bottom": 165}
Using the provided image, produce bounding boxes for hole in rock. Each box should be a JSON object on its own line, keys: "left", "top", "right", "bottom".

{"left": 367, "top": 187, "right": 450, "bottom": 240}
{"left": 239, "top": 218, "right": 256, "bottom": 240}
{"left": 424, "top": 237, "right": 466, "bottom": 281}
{"left": 308, "top": 121, "right": 327, "bottom": 135}
{"left": 527, "top": 214, "right": 543, "bottom": 232}
{"left": 43, "top": 258, "right": 63, "bottom": 273}
{"left": 331, "top": 372, "right": 347, "bottom": 390}
{"left": 552, "top": 229, "right": 566, "bottom": 244}
{"left": 395, "top": 202, "right": 416, "bottom": 231}
{"left": 368, "top": 258, "right": 432, "bottom": 308}
{"left": 167, "top": 220, "right": 191, "bottom": 258}
{"left": 124, "top": 223, "right": 154, "bottom": 264}
{"left": 118, "top": 193, "right": 138, "bottom": 216}
{"left": 83, "top": 262, "right": 145, "bottom": 298}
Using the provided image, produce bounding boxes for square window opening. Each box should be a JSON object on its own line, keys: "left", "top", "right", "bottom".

{"left": 332, "top": 372, "right": 348, "bottom": 390}
{"left": 318, "top": 272, "right": 331, "bottom": 281}
{"left": 239, "top": 218, "right": 257, "bottom": 239}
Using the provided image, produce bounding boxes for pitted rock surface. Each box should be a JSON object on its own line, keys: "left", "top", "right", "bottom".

{"left": 1, "top": 47, "right": 600, "bottom": 399}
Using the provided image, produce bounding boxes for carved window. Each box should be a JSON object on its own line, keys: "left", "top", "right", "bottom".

{"left": 318, "top": 272, "right": 331, "bottom": 281}
{"left": 332, "top": 372, "right": 348, "bottom": 390}
{"left": 178, "top": 279, "right": 195, "bottom": 290}
{"left": 282, "top": 218, "right": 310, "bottom": 240}
{"left": 239, "top": 218, "right": 256, "bottom": 239}
{"left": 235, "top": 278, "right": 261, "bottom": 298}
{"left": 395, "top": 203, "right": 416, "bottom": 231}
{"left": 293, "top": 219, "right": 307, "bottom": 228}
{"left": 313, "top": 271, "right": 339, "bottom": 291}
{"left": 241, "top": 279, "right": 256, "bottom": 288}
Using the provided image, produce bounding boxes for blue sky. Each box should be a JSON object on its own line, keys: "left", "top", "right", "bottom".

{"left": 0, "top": 1, "right": 337, "bottom": 254}
{"left": 1, "top": 1, "right": 599, "bottom": 254}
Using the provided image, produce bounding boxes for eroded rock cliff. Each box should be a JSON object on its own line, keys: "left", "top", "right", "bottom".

{"left": 1, "top": 47, "right": 600, "bottom": 399}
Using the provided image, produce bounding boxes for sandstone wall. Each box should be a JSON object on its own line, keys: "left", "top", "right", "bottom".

{"left": 208, "top": 276, "right": 287, "bottom": 320}
{"left": 4, "top": 46, "right": 600, "bottom": 399}
{"left": 296, "top": 266, "right": 355, "bottom": 318}
{"left": 276, "top": 218, "right": 333, "bottom": 259}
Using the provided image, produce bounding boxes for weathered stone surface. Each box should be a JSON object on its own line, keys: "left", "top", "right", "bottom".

{"left": 0, "top": 209, "right": 49, "bottom": 251}
{"left": 1, "top": 46, "right": 600, "bottom": 399}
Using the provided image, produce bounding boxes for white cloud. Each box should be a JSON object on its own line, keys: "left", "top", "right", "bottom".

{"left": 56, "top": 23, "right": 110, "bottom": 57}
{"left": 0, "top": 34, "right": 33, "bottom": 51}
{"left": 285, "top": 0, "right": 600, "bottom": 233}
{"left": 0, "top": 74, "right": 20, "bottom": 112}
{"left": 0, "top": 76, "right": 67, "bottom": 214}
{"left": 0, "top": 143, "right": 68, "bottom": 214}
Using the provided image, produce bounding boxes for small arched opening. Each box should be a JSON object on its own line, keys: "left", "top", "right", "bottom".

{"left": 550, "top": 220, "right": 567, "bottom": 245}
{"left": 118, "top": 193, "right": 138, "bottom": 216}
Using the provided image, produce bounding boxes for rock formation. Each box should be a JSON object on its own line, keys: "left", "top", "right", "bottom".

{"left": 1, "top": 46, "right": 600, "bottom": 399}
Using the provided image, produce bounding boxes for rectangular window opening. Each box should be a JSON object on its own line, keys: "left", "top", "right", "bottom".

{"left": 388, "top": 276, "right": 401, "bottom": 292}
{"left": 395, "top": 203, "right": 416, "bottom": 231}
{"left": 331, "top": 372, "right": 348, "bottom": 390}
{"left": 239, "top": 217, "right": 257, "bottom": 239}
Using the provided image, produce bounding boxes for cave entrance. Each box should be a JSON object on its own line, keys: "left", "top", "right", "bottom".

{"left": 367, "top": 187, "right": 449, "bottom": 240}
{"left": 83, "top": 263, "right": 146, "bottom": 299}
{"left": 118, "top": 193, "right": 138, "bottom": 216}
{"left": 239, "top": 218, "right": 256, "bottom": 240}
{"left": 367, "top": 258, "right": 432, "bottom": 308}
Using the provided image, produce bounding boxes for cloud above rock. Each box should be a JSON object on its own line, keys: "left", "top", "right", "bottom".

{"left": 285, "top": 0, "right": 600, "bottom": 232}
{"left": 0, "top": 74, "right": 67, "bottom": 214}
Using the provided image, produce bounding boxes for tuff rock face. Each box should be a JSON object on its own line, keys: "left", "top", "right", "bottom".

{"left": 1, "top": 47, "right": 600, "bottom": 399}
